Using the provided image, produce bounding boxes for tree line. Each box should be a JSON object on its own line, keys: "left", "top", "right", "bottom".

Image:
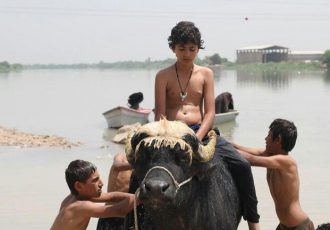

{"left": 0, "top": 61, "right": 23, "bottom": 73}
{"left": 2, "top": 51, "right": 330, "bottom": 72}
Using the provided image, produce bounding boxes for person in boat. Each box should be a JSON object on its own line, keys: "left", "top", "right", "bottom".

{"left": 127, "top": 92, "right": 144, "bottom": 110}
{"left": 51, "top": 159, "right": 136, "bottom": 230}
{"left": 232, "top": 118, "right": 315, "bottom": 230}
{"left": 215, "top": 91, "right": 234, "bottom": 113}
{"left": 154, "top": 20, "right": 260, "bottom": 230}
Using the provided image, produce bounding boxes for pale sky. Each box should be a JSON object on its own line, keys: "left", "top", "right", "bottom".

{"left": 1, "top": 0, "right": 330, "bottom": 64}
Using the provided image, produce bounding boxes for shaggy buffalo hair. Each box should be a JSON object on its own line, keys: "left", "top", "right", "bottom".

{"left": 124, "top": 121, "right": 241, "bottom": 230}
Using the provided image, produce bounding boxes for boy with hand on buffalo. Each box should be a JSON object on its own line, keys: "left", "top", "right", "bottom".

{"left": 232, "top": 119, "right": 315, "bottom": 230}
{"left": 154, "top": 21, "right": 260, "bottom": 230}
{"left": 51, "top": 159, "right": 136, "bottom": 230}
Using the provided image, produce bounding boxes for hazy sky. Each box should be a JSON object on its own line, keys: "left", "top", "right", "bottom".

{"left": 1, "top": 0, "right": 330, "bottom": 64}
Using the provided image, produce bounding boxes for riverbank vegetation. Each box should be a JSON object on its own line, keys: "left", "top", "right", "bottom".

{"left": 322, "top": 50, "right": 330, "bottom": 69}
{"left": 2, "top": 51, "right": 330, "bottom": 72}
{"left": 0, "top": 61, "right": 23, "bottom": 73}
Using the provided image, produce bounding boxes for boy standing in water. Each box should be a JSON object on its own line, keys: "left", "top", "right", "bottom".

{"left": 233, "top": 119, "right": 315, "bottom": 230}
{"left": 154, "top": 21, "right": 260, "bottom": 230}
{"left": 51, "top": 159, "right": 135, "bottom": 230}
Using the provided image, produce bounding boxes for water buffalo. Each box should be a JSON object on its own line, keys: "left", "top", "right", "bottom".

{"left": 124, "top": 119, "right": 241, "bottom": 230}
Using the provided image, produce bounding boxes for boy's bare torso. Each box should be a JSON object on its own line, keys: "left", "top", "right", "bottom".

{"left": 51, "top": 195, "right": 90, "bottom": 230}
{"left": 108, "top": 164, "right": 131, "bottom": 193}
{"left": 267, "top": 156, "right": 308, "bottom": 227}
{"left": 159, "top": 64, "right": 206, "bottom": 125}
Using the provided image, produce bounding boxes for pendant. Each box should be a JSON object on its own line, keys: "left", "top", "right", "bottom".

{"left": 180, "top": 92, "right": 187, "bottom": 101}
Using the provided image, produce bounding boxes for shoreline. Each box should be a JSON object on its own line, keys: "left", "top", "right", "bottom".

{"left": 0, "top": 125, "right": 82, "bottom": 148}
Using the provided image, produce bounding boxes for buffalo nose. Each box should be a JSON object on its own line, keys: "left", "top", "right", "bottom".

{"left": 144, "top": 180, "right": 170, "bottom": 195}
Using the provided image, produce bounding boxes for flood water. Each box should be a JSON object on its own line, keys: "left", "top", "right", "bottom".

{"left": 0, "top": 68, "right": 329, "bottom": 229}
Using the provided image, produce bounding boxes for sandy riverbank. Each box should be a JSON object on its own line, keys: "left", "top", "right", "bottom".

{"left": 0, "top": 125, "right": 82, "bottom": 148}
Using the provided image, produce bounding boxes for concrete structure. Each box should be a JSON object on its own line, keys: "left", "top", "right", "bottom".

{"left": 236, "top": 45, "right": 290, "bottom": 64}
{"left": 288, "top": 51, "right": 324, "bottom": 62}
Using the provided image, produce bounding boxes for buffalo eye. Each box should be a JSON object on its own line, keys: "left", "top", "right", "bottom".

{"left": 174, "top": 144, "right": 191, "bottom": 165}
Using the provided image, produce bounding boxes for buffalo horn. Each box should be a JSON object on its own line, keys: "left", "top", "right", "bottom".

{"left": 194, "top": 130, "right": 217, "bottom": 162}
{"left": 125, "top": 131, "right": 135, "bottom": 164}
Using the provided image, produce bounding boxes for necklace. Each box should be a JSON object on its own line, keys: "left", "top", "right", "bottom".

{"left": 175, "top": 63, "right": 193, "bottom": 102}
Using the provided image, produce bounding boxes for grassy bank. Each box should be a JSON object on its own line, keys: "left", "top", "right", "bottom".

{"left": 222, "top": 61, "right": 325, "bottom": 72}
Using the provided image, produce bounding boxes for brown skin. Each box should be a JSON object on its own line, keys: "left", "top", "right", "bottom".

{"left": 232, "top": 131, "right": 311, "bottom": 228}
{"left": 107, "top": 153, "right": 132, "bottom": 193}
{"left": 155, "top": 42, "right": 259, "bottom": 230}
{"left": 154, "top": 42, "right": 215, "bottom": 141}
{"left": 51, "top": 170, "right": 135, "bottom": 230}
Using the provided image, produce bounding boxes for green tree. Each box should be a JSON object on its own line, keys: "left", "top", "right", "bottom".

{"left": 205, "top": 53, "right": 222, "bottom": 65}
{"left": 0, "top": 61, "right": 10, "bottom": 72}
{"left": 322, "top": 50, "right": 330, "bottom": 69}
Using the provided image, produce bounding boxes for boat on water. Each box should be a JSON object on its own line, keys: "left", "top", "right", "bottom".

{"left": 102, "top": 106, "right": 152, "bottom": 128}
{"left": 213, "top": 110, "right": 239, "bottom": 125}
{"left": 103, "top": 105, "right": 238, "bottom": 129}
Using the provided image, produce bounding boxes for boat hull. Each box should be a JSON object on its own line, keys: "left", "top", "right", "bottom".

{"left": 213, "top": 110, "right": 239, "bottom": 125}
{"left": 103, "top": 106, "right": 151, "bottom": 128}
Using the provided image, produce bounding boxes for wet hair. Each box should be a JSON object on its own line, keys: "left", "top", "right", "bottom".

{"left": 168, "top": 21, "right": 204, "bottom": 50}
{"left": 65, "top": 159, "right": 97, "bottom": 196}
{"left": 269, "top": 118, "right": 297, "bottom": 152}
{"left": 317, "top": 223, "right": 330, "bottom": 230}
{"left": 128, "top": 92, "right": 144, "bottom": 109}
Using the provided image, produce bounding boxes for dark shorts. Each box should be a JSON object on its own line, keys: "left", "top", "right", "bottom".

{"left": 188, "top": 124, "right": 260, "bottom": 223}
{"left": 215, "top": 136, "right": 260, "bottom": 223}
{"left": 276, "top": 218, "right": 315, "bottom": 230}
{"left": 96, "top": 217, "right": 125, "bottom": 230}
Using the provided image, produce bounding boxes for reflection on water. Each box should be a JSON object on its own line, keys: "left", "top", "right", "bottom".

{"left": 215, "top": 120, "right": 239, "bottom": 141}
{"left": 324, "top": 70, "right": 330, "bottom": 83}
{"left": 236, "top": 69, "right": 290, "bottom": 89}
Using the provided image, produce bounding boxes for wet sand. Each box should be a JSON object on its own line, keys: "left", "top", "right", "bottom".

{"left": 0, "top": 125, "right": 82, "bottom": 148}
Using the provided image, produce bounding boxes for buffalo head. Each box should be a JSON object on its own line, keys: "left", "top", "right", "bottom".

{"left": 125, "top": 119, "right": 217, "bottom": 209}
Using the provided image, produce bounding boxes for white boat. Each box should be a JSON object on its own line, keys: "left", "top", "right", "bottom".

{"left": 213, "top": 110, "right": 239, "bottom": 125}
{"left": 103, "top": 106, "right": 152, "bottom": 128}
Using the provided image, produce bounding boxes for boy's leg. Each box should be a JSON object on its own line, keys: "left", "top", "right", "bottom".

{"left": 97, "top": 153, "right": 132, "bottom": 230}
{"left": 215, "top": 137, "right": 260, "bottom": 229}
{"left": 107, "top": 153, "right": 132, "bottom": 192}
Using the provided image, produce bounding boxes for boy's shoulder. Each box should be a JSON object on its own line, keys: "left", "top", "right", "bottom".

{"left": 157, "top": 65, "right": 174, "bottom": 75}
{"left": 61, "top": 195, "right": 93, "bottom": 211}
{"left": 195, "top": 64, "right": 213, "bottom": 73}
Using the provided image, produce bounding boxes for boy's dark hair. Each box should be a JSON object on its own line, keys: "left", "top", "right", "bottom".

{"left": 168, "top": 21, "right": 204, "bottom": 50}
{"left": 269, "top": 118, "right": 297, "bottom": 152}
{"left": 128, "top": 92, "right": 144, "bottom": 109}
{"left": 317, "top": 223, "right": 330, "bottom": 230}
{"left": 65, "top": 159, "right": 97, "bottom": 196}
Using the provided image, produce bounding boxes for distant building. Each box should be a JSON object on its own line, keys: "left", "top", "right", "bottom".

{"left": 288, "top": 51, "right": 324, "bottom": 62}
{"left": 236, "top": 45, "right": 290, "bottom": 64}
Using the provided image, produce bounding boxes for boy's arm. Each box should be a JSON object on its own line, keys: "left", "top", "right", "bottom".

{"left": 82, "top": 193, "right": 136, "bottom": 218}
{"left": 154, "top": 71, "right": 167, "bottom": 121}
{"left": 91, "top": 191, "right": 133, "bottom": 203}
{"left": 231, "top": 142, "right": 266, "bottom": 156}
{"left": 196, "top": 68, "right": 215, "bottom": 141}
{"left": 240, "top": 151, "right": 295, "bottom": 170}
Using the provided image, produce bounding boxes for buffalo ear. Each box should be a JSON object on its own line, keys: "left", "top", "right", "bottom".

{"left": 130, "top": 132, "right": 149, "bottom": 152}
{"left": 182, "top": 134, "right": 199, "bottom": 153}
{"left": 126, "top": 132, "right": 149, "bottom": 165}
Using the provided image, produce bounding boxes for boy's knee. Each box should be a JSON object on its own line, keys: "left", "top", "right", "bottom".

{"left": 114, "top": 153, "right": 126, "bottom": 162}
